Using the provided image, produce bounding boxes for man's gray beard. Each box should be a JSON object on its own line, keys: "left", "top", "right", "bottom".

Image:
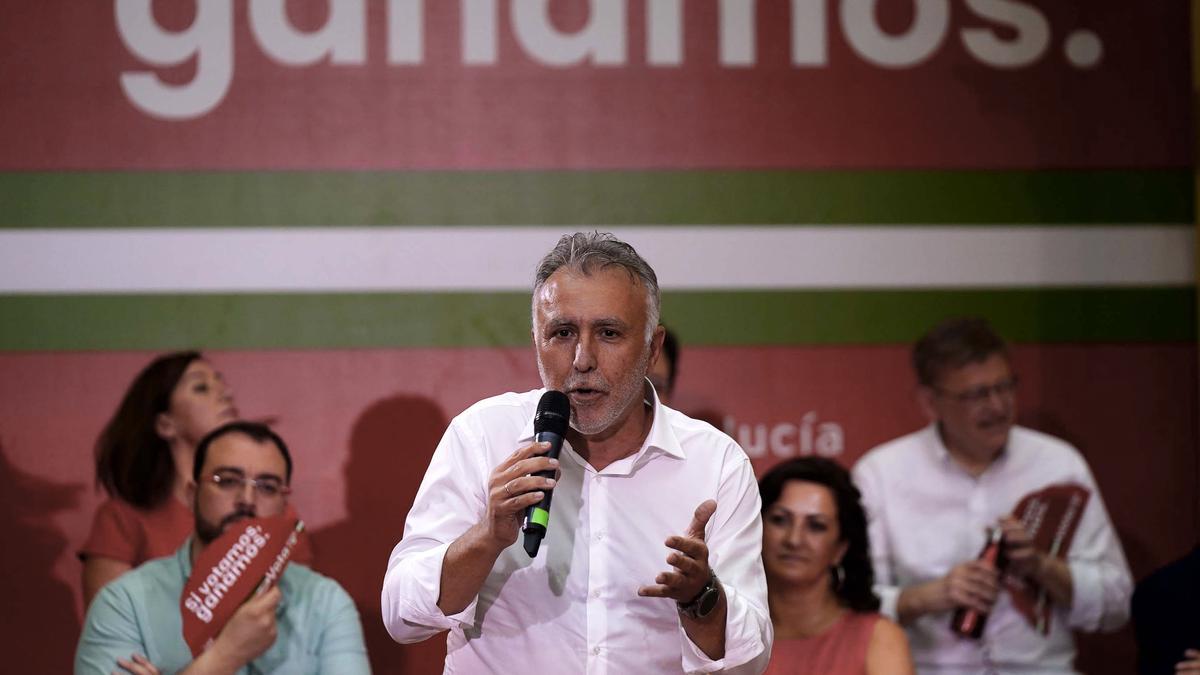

{"left": 538, "top": 347, "right": 651, "bottom": 437}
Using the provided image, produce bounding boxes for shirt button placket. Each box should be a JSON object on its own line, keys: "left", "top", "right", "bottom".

{"left": 586, "top": 471, "right": 608, "bottom": 674}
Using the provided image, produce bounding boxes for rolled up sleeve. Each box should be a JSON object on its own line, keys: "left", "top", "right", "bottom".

{"left": 1062, "top": 469, "right": 1133, "bottom": 633}
{"left": 381, "top": 422, "right": 488, "bottom": 643}
{"left": 851, "top": 458, "right": 902, "bottom": 622}
{"left": 678, "top": 451, "right": 772, "bottom": 674}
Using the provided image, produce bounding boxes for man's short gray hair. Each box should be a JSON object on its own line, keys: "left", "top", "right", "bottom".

{"left": 532, "top": 232, "right": 661, "bottom": 342}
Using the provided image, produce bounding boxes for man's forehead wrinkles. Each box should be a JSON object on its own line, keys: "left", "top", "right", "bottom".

{"left": 591, "top": 317, "right": 628, "bottom": 327}
{"left": 544, "top": 314, "right": 627, "bottom": 327}
{"left": 541, "top": 313, "right": 575, "bottom": 326}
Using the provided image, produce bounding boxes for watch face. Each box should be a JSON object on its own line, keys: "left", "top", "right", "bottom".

{"left": 697, "top": 586, "right": 720, "bottom": 617}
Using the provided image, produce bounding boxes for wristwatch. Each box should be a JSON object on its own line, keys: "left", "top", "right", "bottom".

{"left": 677, "top": 571, "right": 720, "bottom": 620}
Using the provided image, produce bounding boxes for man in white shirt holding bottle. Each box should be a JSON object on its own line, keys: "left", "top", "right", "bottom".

{"left": 853, "top": 317, "right": 1132, "bottom": 674}
{"left": 382, "top": 232, "right": 771, "bottom": 674}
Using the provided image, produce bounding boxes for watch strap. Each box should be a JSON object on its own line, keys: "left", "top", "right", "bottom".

{"left": 677, "top": 571, "right": 719, "bottom": 619}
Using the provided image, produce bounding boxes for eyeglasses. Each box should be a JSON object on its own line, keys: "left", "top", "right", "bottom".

{"left": 205, "top": 471, "right": 290, "bottom": 499}
{"left": 934, "top": 377, "right": 1018, "bottom": 405}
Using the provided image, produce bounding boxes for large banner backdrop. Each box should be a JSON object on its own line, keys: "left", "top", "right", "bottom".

{"left": 0, "top": 2, "right": 1194, "bottom": 673}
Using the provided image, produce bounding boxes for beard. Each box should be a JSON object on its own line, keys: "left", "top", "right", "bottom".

{"left": 538, "top": 344, "right": 653, "bottom": 437}
{"left": 194, "top": 506, "right": 256, "bottom": 545}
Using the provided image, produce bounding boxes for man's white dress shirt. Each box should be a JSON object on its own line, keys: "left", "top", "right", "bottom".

{"left": 852, "top": 424, "right": 1132, "bottom": 675}
{"left": 382, "top": 387, "right": 772, "bottom": 674}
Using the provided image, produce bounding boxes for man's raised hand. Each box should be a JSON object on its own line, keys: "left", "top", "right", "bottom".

{"left": 638, "top": 500, "right": 718, "bottom": 604}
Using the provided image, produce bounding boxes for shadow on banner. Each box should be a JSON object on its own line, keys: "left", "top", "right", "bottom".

{"left": 311, "top": 394, "right": 450, "bottom": 674}
{"left": 0, "top": 439, "right": 83, "bottom": 672}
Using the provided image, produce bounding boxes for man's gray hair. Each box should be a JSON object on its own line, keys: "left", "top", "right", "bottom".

{"left": 532, "top": 232, "right": 661, "bottom": 342}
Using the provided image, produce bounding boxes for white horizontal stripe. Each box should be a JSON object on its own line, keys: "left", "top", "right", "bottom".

{"left": 0, "top": 225, "right": 1192, "bottom": 292}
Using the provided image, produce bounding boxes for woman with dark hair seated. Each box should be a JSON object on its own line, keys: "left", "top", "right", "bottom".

{"left": 79, "top": 351, "right": 312, "bottom": 606}
{"left": 760, "top": 457, "right": 913, "bottom": 675}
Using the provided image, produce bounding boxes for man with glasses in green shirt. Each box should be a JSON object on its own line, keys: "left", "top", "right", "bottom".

{"left": 76, "top": 421, "right": 369, "bottom": 674}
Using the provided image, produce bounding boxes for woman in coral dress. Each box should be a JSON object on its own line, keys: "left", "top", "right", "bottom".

{"left": 760, "top": 458, "right": 913, "bottom": 675}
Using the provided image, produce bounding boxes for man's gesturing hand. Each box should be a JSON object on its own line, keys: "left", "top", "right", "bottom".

{"left": 638, "top": 500, "right": 718, "bottom": 605}
{"left": 483, "top": 441, "right": 559, "bottom": 549}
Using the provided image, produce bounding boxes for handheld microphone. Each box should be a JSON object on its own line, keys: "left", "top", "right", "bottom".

{"left": 522, "top": 390, "right": 570, "bottom": 557}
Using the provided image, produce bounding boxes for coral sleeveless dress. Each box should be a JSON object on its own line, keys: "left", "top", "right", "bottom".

{"left": 764, "top": 611, "right": 880, "bottom": 675}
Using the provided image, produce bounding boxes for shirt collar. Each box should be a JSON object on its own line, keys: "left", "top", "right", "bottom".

{"left": 517, "top": 381, "right": 686, "bottom": 464}
{"left": 924, "top": 422, "right": 1010, "bottom": 473}
{"left": 176, "top": 535, "right": 194, "bottom": 578}
{"left": 642, "top": 378, "right": 686, "bottom": 461}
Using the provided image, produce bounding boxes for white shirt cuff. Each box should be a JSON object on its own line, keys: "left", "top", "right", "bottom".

{"left": 677, "top": 585, "right": 769, "bottom": 674}
{"left": 875, "top": 584, "right": 901, "bottom": 622}
{"left": 383, "top": 541, "right": 479, "bottom": 640}
{"left": 1065, "top": 559, "right": 1110, "bottom": 631}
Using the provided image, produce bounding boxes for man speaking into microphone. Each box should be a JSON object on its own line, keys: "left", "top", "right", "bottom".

{"left": 382, "top": 232, "right": 771, "bottom": 673}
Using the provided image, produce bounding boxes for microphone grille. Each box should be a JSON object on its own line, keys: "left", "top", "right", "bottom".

{"left": 534, "top": 390, "right": 570, "bottom": 436}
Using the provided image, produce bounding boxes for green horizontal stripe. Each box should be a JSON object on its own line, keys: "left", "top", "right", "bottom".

{"left": 0, "top": 288, "right": 1191, "bottom": 351}
{"left": 0, "top": 170, "right": 1190, "bottom": 227}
